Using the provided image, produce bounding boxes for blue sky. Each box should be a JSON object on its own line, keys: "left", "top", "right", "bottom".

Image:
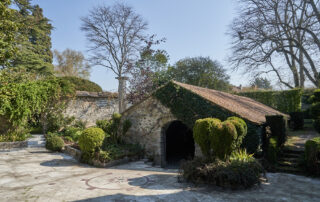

{"left": 34, "top": 0, "right": 243, "bottom": 92}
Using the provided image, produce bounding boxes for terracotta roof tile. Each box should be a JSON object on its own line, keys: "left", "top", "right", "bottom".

{"left": 173, "top": 81, "right": 289, "bottom": 125}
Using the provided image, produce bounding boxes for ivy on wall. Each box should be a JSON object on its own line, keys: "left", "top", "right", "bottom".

{"left": 152, "top": 81, "right": 261, "bottom": 153}
{"left": 238, "top": 89, "right": 302, "bottom": 114}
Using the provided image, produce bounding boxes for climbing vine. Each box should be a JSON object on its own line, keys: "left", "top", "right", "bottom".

{"left": 0, "top": 68, "right": 75, "bottom": 135}
{"left": 152, "top": 81, "right": 261, "bottom": 153}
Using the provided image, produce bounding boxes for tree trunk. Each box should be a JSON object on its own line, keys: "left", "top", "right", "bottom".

{"left": 116, "top": 76, "right": 128, "bottom": 113}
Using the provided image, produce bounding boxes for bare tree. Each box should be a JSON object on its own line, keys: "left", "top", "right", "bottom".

{"left": 53, "top": 49, "right": 91, "bottom": 79}
{"left": 81, "top": 3, "right": 148, "bottom": 112}
{"left": 229, "top": 0, "right": 320, "bottom": 88}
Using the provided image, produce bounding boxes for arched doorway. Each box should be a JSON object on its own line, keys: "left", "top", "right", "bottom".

{"left": 164, "top": 120, "right": 195, "bottom": 167}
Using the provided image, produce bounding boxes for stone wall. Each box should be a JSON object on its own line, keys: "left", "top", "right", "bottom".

{"left": 121, "top": 97, "right": 177, "bottom": 165}
{"left": 0, "top": 141, "right": 28, "bottom": 151}
{"left": 64, "top": 91, "right": 119, "bottom": 126}
{"left": 121, "top": 96, "right": 203, "bottom": 166}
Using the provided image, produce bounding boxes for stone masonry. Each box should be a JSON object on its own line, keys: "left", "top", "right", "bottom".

{"left": 121, "top": 96, "right": 202, "bottom": 166}
{"left": 64, "top": 91, "right": 119, "bottom": 126}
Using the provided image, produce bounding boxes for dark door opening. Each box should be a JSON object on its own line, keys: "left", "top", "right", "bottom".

{"left": 165, "top": 121, "right": 195, "bottom": 167}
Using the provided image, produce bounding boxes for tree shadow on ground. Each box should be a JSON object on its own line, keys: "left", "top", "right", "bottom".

{"left": 73, "top": 192, "right": 207, "bottom": 202}
{"left": 126, "top": 173, "right": 190, "bottom": 190}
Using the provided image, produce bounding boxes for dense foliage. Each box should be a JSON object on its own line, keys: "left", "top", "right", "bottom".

{"left": 0, "top": 0, "right": 19, "bottom": 67}
{"left": 153, "top": 81, "right": 261, "bottom": 154}
{"left": 193, "top": 117, "right": 247, "bottom": 160}
{"left": 59, "top": 76, "right": 102, "bottom": 92}
{"left": 250, "top": 77, "right": 272, "bottom": 90}
{"left": 305, "top": 137, "right": 320, "bottom": 176}
{"left": 96, "top": 113, "right": 132, "bottom": 144}
{"left": 170, "top": 57, "right": 231, "bottom": 91}
{"left": 179, "top": 150, "right": 264, "bottom": 189}
{"left": 46, "top": 134, "right": 64, "bottom": 152}
{"left": 0, "top": 69, "right": 74, "bottom": 139}
{"left": 238, "top": 89, "right": 302, "bottom": 114}
{"left": 128, "top": 37, "right": 170, "bottom": 103}
{"left": 9, "top": 2, "right": 54, "bottom": 74}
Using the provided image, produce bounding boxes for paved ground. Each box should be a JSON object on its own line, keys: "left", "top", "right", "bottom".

{"left": 286, "top": 125, "right": 319, "bottom": 151}
{"left": 1, "top": 148, "right": 320, "bottom": 202}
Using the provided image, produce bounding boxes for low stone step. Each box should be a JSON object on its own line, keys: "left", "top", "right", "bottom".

{"left": 28, "top": 140, "right": 46, "bottom": 145}
{"left": 275, "top": 165, "right": 304, "bottom": 175}
{"left": 278, "top": 160, "right": 299, "bottom": 168}
{"left": 278, "top": 157, "right": 299, "bottom": 164}
{"left": 280, "top": 152, "right": 302, "bottom": 158}
{"left": 282, "top": 149, "right": 304, "bottom": 155}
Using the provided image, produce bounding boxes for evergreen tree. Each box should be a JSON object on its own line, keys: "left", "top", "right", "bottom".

{"left": 0, "top": 0, "right": 19, "bottom": 67}
{"left": 11, "top": 1, "right": 54, "bottom": 74}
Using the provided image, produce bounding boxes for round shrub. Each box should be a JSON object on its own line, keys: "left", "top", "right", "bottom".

{"left": 78, "top": 127, "right": 105, "bottom": 154}
{"left": 46, "top": 135, "right": 64, "bottom": 151}
{"left": 59, "top": 76, "right": 102, "bottom": 92}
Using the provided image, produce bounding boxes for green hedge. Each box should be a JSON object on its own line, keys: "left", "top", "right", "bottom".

{"left": 59, "top": 76, "right": 102, "bottom": 92}
{"left": 310, "top": 89, "right": 320, "bottom": 133}
{"left": 153, "top": 81, "right": 261, "bottom": 154}
{"left": 238, "top": 89, "right": 302, "bottom": 113}
{"left": 305, "top": 137, "right": 320, "bottom": 176}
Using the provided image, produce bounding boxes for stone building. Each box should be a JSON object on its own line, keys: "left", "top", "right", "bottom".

{"left": 121, "top": 81, "right": 288, "bottom": 167}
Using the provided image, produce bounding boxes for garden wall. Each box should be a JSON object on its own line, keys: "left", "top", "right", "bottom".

{"left": 64, "top": 91, "right": 119, "bottom": 126}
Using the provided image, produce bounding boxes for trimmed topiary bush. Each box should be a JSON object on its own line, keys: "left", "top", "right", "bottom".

{"left": 193, "top": 117, "right": 247, "bottom": 160}
{"left": 193, "top": 118, "right": 220, "bottom": 157}
{"left": 46, "top": 135, "right": 64, "bottom": 151}
{"left": 78, "top": 127, "right": 105, "bottom": 155}
{"left": 227, "top": 116, "right": 247, "bottom": 148}
{"left": 215, "top": 120, "right": 237, "bottom": 160}
{"left": 305, "top": 137, "right": 320, "bottom": 176}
